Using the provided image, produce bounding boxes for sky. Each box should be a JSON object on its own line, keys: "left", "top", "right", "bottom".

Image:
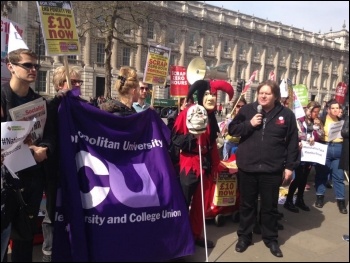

{"left": 204, "top": 1, "right": 349, "bottom": 34}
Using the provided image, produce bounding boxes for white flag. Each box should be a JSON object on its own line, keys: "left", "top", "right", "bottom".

{"left": 8, "top": 23, "right": 29, "bottom": 53}
{"left": 279, "top": 78, "right": 288, "bottom": 98}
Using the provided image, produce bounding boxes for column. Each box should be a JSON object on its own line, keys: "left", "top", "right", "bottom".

{"left": 111, "top": 38, "right": 118, "bottom": 70}
{"left": 216, "top": 34, "right": 223, "bottom": 66}
{"left": 179, "top": 28, "right": 187, "bottom": 66}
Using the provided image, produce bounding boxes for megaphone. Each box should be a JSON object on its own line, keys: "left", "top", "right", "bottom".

{"left": 186, "top": 56, "right": 230, "bottom": 85}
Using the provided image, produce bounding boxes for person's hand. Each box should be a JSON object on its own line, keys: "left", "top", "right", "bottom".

{"left": 282, "top": 169, "right": 293, "bottom": 186}
{"left": 250, "top": 113, "right": 263, "bottom": 127}
{"left": 29, "top": 145, "right": 48, "bottom": 163}
{"left": 23, "top": 134, "right": 33, "bottom": 146}
{"left": 56, "top": 89, "right": 69, "bottom": 98}
{"left": 298, "top": 142, "right": 303, "bottom": 150}
{"left": 308, "top": 137, "right": 315, "bottom": 146}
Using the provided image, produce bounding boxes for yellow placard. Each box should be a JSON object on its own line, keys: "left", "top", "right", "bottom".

{"left": 213, "top": 172, "right": 237, "bottom": 206}
{"left": 36, "top": 1, "right": 81, "bottom": 56}
{"left": 143, "top": 44, "right": 171, "bottom": 85}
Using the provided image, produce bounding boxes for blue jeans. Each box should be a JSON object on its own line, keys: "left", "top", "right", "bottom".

{"left": 42, "top": 212, "right": 54, "bottom": 256}
{"left": 315, "top": 143, "right": 345, "bottom": 199}
{"left": 222, "top": 141, "right": 238, "bottom": 160}
{"left": 1, "top": 224, "right": 11, "bottom": 262}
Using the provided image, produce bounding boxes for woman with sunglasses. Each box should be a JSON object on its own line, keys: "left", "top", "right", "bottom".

{"left": 132, "top": 80, "right": 151, "bottom": 112}
{"left": 100, "top": 66, "right": 139, "bottom": 116}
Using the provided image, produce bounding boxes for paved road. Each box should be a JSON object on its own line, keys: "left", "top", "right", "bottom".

{"left": 6, "top": 172, "right": 349, "bottom": 262}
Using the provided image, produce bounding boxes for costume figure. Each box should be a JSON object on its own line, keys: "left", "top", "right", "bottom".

{"left": 172, "top": 80, "right": 233, "bottom": 248}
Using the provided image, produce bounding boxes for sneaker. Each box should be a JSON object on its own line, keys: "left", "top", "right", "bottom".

{"left": 343, "top": 235, "right": 349, "bottom": 242}
{"left": 42, "top": 255, "right": 52, "bottom": 262}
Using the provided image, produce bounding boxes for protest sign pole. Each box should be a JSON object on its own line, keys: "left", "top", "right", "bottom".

{"left": 229, "top": 93, "right": 244, "bottom": 117}
{"left": 288, "top": 85, "right": 294, "bottom": 110}
{"left": 198, "top": 136, "right": 209, "bottom": 262}
{"left": 63, "top": 56, "right": 72, "bottom": 90}
{"left": 150, "top": 86, "right": 155, "bottom": 107}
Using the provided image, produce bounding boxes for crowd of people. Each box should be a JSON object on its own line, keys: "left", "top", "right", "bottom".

{"left": 1, "top": 47, "right": 348, "bottom": 262}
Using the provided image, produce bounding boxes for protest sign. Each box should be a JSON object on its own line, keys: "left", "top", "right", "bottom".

{"left": 170, "top": 65, "right": 188, "bottom": 97}
{"left": 1, "top": 120, "right": 37, "bottom": 172}
{"left": 327, "top": 120, "right": 344, "bottom": 141}
{"left": 293, "top": 91, "right": 306, "bottom": 119}
{"left": 36, "top": 1, "right": 81, "bottom": 56}
{"left": 143, "top": 44, "right": 171, "bottom": 85}
{"left": 300, "top": 141, "right": 328, "bottom": 165}
{"left": 293, "top": 84, "right": 309, "bottom": 107}
{"left": 9, "top": 98, "right": 47, "bottom": 143}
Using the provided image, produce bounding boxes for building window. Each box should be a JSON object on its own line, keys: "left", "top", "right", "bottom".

{"left": 168, "top": 28, "right": 175, "bottom": 43}
{"left": 67, "top": 55, "right": 76, "bottom": 62}
{"left": 207, "top": 36, "right": 214, "bottom": 50}
{"left": 35, "top": 31, "right": 45, "bottom": 57}
{"left": 189, "top": 32, "right": 196, "bottom": 47}
{"left": 97, "top": 43, "right": 105, "bottom": 64}
{"left": 170, "top": 54, "right": 175, "bottom": 66}
{"left": 237, "top": 65, "right": 243, "bottom": 80}
{"left": 147, "top": 21, "right": 154, "bottom": 39}
{"left": 122, "top": 47, "right": 131, "bottom": 66}
{"left": 223, "top": 40, "right": 229, "bottom": 52}
{"left": 37, "top": 71, "right": 46, "bottom": 92}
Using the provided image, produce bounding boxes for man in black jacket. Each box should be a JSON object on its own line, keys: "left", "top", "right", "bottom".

{"left": 228, "top": 80, "right": 299, "bottom": 258}
{"left": 1, "top": 48, "right": 56, "bottom": 262}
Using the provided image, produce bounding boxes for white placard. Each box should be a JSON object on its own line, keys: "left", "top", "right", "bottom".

{"left": 300, "top": 141, "right": 328, "bottom": 165}
{"left": 327, "top": 120, "right": 344, "bottom": 142}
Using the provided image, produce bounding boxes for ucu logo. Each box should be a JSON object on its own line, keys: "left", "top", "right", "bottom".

{"left": 76, "top": 151, "right": 160, "bottom": 209}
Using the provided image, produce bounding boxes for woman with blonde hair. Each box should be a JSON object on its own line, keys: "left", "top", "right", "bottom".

{"left": 100, "top": 66, "right": 140, "bottom": 116}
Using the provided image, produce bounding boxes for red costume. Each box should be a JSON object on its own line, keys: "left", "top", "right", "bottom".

{"left": 172, "top": 80, "right": 233, "bottom": 247}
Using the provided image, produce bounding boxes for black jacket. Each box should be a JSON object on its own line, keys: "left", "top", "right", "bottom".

{"left": 228, "top": 101, "right": 299, "bottom": 173}
{"left": 100, "top": 99, "right": 137, "bottom": 116}
{"left": 1, "top": 82, "right": 56, "bottom": 219}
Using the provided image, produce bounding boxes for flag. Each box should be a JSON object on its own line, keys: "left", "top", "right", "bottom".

{"left": 279, "top": 78, "right": 288, "bottom": 98}
{"left": 242, "top": 70, "right": 258, "bottom": 94}
{"left": 8, "top": 23, "right": 28, "bottom": 53}
{"left": 53, "top": 92, "right": 195, "bottom": 262}
{"left": 268, "top": 70, "right": 275, "bottom": 81}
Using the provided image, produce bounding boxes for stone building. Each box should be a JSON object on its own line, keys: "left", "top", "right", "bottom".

{"left": 3, "top": 1, "right": 349, "bottom": 107}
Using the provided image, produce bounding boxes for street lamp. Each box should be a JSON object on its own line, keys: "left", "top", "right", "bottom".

{"left": 197, "top": 44, "right": 203, "bottom": 57}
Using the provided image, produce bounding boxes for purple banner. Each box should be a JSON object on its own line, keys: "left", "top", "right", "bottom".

{"left": 53, "top": 92, "right": 195, "bottom": 261}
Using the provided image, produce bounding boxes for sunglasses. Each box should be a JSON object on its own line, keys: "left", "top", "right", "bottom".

{"left": 12, "top": 62, "right": 41, "bottom": 71}
{"left": 140, "top": 87, "right": 149, "bottom": 91}
{"left": 64, "top": 79, "right": 84, "bottom": 85}
{"left": 236, "top": 105, "right": 244, "bottom": 108}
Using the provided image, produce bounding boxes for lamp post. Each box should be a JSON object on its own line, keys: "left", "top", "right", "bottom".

{"left": 197, "top": 44, "right": 203, "bottom": 57}
{"left": 35, "top": 14, "right": 41, "bottom": 94}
